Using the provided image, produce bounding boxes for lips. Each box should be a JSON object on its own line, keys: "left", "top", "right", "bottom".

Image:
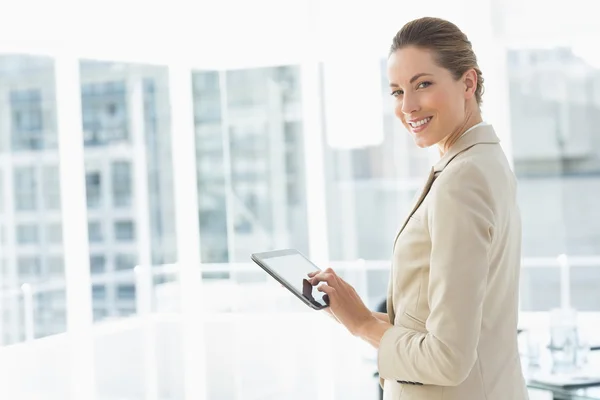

{"left": 409, "top": 117, "right": 432, "bottom": 128}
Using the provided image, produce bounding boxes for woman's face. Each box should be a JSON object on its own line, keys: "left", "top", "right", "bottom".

{"left": 387, "top": 46, "right": 476, "bottom": 149}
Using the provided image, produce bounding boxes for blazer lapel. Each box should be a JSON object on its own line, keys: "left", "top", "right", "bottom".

{"left": 387, "top": 166, "right": 436, "bottom": 324}
{"left": 392, "top": 167, "right": 435, "bottom": 249}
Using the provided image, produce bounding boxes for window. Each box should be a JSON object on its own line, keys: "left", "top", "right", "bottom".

{"left": 0, "top": 258, "right": 9, "bottom": 284}
{"left": 46, "top": 223, "right": 62, "bottom": 244}
{"left": 192, "top": 71, "right": 222, "bottom": 123}
{"left": 193, "top": 66, "right": 309, "bottom": 263}
{"left": 111, "top": 161, "right": 132, "bottom": 207}
{"left": 2, "top": 55, "right": 66, "bottom": 343}
{"left": 13, "top": 167, "right": 37, "bottom": 211}
{"left": 47, "top": 256, "right": 63, "bottom": 276}
{"left": 89, "top": 255, "right": 106, "bottom": 274}
{"left": 497, "top": 4, "right": 600, "bottom": 313}
{"left": 285, "top": 154, "right": 297, "bottom": 175}
{"left": 10, "top": 89, "right": 45, "bottom": 151}
{"left": 16, "top": 224, "right": 38, "bottom": 244}
{"left": 115, "top": 253, "right": 136, "bottom": 270}
{"left": 114, "top": 220, "right": 135, "bottom": 241}
{"left": 284, "top": 121, "right": 301, "bottom": 146}
{"left": 118, "top": 308, "right": 136, "bottom": 317}
{"left": 287, "top": 182, "right": 299, "bottom": 206}
{"left": 507, "top": 47, "right": 600, "bottom": 259}
{"left": 0, "top": 170, "right": 4, "bottom": 212}
{"left": 92, "top": 285, "right": 106, "bottom": 300}
{"left": 39, "top": 309, "right": 65, "bottom": 336}
{"left": 42, "top": 166, "right": 60, "bottom": 210}
{"left": 81, "top": 80, "right": 129, "bottom": 146}
{"left": 93, "top": 308, "right": 108, "bottom": 321}
{"left": 17, "top": 256, "right": 41, "bottom": 277}
{"left": 88, "top": 221, "right": 103, "bottom": 243}
{"left": 116, "top": 285, "right": 136, "bottom": 300}
{"left": 85, "top": 172, "right": 102, "bottom": 208}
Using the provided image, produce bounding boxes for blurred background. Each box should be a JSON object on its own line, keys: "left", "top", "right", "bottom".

{"left": 0, "top": 0, "right": 599, "bottom": 399}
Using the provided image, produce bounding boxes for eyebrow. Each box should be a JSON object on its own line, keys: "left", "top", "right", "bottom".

{"left": 389, "top": 73, "right": 434, "bottom": 87}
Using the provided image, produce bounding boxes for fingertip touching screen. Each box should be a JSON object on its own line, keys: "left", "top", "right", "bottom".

{"left": 261, "top": 253, "right": 329, "bottom": 308}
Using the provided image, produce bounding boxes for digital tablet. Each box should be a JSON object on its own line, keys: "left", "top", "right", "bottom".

{"left": 251, "top": 249, "right": 329, "bottom": 310}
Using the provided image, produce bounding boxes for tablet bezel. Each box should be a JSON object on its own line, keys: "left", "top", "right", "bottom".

{"left": 251, "top": 248, "right": 329, "bottom": 310}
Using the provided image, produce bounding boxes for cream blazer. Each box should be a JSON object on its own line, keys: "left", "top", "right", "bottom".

{"left": 378, "top": 124, "right": 529, "bottom": 400}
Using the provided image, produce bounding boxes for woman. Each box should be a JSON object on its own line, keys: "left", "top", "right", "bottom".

{"left": 308, "top": 17, "right": 529, "bottom": 400}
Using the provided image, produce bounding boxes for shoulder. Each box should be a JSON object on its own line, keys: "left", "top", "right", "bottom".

{"left": 428, "top": 146, "right": 502, "bottom": 219}
{"left": 427, "top": 155, "right": 497, "bottom": 232}
{"left": 434, "top": 152, "right": 492, "bottom": 194}
{"left": 437, "top": 142, "right": 509, "bottom": 185}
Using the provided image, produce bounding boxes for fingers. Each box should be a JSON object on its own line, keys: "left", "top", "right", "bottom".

{"left": 308, "top": 268, "right": 338, "bottom": 286}
{"left": 317, "top": 284, "right": 334, "bottom": 305}
{"left": 308, "top": 267, "right": 335, "bottom": 278}
{"left": 309, "top": 273, "right": 335, "bottom": 286}
{"left": 317, "top": 283, "right": 334, "bottom": 295}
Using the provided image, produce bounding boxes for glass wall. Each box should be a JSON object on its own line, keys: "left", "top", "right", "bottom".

{"left": 79, "top": 61, "right": 177, "bottom": 321}
{"left": 192, "top": 67, "right": 309, "bottom": 265}
{"left": 0, "top": 55, "right": 66, "bottom": 343}
{"left": 498, "top": 1, "right": 600, "bottom": 312}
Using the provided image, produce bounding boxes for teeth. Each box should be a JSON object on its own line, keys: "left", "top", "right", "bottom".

{"left": 410, "top": 117, "right": 431, "bottom": 127}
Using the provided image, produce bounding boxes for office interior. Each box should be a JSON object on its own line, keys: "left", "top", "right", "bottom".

{"left": 0, "top": 0, "right": 599, "bottom": 399}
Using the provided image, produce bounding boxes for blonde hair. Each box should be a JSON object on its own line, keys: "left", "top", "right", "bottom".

{"left": 390, "top": 17, "right": 485, "bottom": 106}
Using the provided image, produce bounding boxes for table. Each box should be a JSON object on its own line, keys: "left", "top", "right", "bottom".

{"left": 527, "top": 380, "right": 600, "bottom": 400}
{"left": 524, "top": 348, "right": 600, "bottom": 400}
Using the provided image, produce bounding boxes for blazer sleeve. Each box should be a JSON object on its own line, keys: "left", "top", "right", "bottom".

{"left": 377, "top": 163, "right": 495, "bottom": 386}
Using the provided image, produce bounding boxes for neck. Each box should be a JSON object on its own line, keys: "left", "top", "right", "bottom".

{"left": 437, "top": 111, "right": 483, "bottom": 156}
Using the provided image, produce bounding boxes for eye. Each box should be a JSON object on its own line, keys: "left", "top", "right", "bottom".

{"left": 417, "top": 81, "right": 432, "bottom": 89}
{"left": 390, "top": 89, "right": 403, "bottom": 97}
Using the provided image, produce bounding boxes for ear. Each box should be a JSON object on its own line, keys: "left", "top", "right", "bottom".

{"left": 462, "top": 69, "right": 478, "bottom": 100}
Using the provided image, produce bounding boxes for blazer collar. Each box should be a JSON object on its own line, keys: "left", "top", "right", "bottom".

{"left": 433, "top": 124, "right": 500, "bottom": 172}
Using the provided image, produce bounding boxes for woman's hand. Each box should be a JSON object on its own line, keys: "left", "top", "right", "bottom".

{"left": 308, "top": 268, "right": 375, "bottom": 336}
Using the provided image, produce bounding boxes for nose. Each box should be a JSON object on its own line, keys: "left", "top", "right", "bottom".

{"left": 400, "top": 93, "right": 420, "bottom": 116}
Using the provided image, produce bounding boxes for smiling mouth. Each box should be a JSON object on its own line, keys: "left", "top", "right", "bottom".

{"left": 409, "top": 117, "right": 432, "bottom": 129}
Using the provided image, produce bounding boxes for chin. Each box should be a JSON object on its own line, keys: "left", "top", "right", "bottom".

{"left": 412, "top": 133, "right": 437, "bottom": 149}
{"left": 404, "top": 123, "right": 438, "bottom": 149}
